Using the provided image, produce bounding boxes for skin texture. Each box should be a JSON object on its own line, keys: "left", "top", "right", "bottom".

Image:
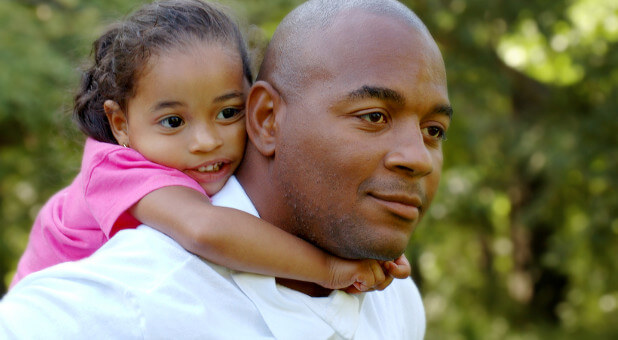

{"left": 105, "top": 42, "right": 248, "bottom": 196}
{"left": 238, "top": 7, "right": 452, "bottom": 287}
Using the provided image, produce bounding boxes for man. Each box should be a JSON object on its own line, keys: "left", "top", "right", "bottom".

{"left": 0, "top": 0, "right": 451, "bottom": 338}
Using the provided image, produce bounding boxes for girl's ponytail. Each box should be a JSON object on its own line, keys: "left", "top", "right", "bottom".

{"left": 73, "top": 27, "right": 119, "bottom": 144}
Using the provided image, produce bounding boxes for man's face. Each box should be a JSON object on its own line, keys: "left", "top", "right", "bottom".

{"left": 273, "top": 12, "right": 452, "bottom": 260}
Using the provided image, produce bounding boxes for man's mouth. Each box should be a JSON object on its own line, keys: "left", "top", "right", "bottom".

{"left": 369, "top": 192, "right": 423, "bottom": 221}
{"left": 197, "top": 162, "right": 223, "bottom": 173}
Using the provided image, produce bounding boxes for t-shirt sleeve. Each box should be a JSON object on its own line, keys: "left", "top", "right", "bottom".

{"left": 83, "top": 147, "right": 206, "bottom": 238}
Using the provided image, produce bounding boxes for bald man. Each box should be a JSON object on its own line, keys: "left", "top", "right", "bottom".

{"left": 1, "top": 1, "right": 451, "bottom": 338}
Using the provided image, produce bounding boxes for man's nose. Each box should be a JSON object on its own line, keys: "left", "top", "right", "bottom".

{"left": 384, "top": 125, "right": 433, "bottom": 176}
{"left": 189, "top": 124, "right": 223, "bottom": 153}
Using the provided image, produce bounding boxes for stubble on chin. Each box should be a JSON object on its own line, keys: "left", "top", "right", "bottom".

{"left": 275, "top": 153, "right": 412, "bottom": 260}
{"left": 281, "top": 181, "right": 406, "bottom": 261}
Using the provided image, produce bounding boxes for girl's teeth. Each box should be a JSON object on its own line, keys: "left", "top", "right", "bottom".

{"left": 198, "top": 163, "right": 221, "bottom": 172}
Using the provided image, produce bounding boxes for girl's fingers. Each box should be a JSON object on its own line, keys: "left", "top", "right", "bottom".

{"left": 385, "top": 255, "right": 411, "bottom": 279}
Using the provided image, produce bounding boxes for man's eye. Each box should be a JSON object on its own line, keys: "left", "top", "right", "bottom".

{"left": 160, "top": 116, "right": 184, "bottom": 128}
{"left": 359, "top": 112, "right": 387, "bottom": 124}
{"left": 216, "top": 107, "right": 243, "bottom": 120}
{"left": 422, "top": 126, "right": 447, "bottom": 141}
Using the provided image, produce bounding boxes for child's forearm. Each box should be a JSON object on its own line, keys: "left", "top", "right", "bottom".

{"left": 190, "top": 206, "right": 339, "bottom": 285}
{"left": 131, "top": 186, "right": 337, "bottom": 286}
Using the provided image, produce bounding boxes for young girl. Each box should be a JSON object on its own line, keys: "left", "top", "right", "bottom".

{"left": 11, "top": 0, "right": 410, "bottom": 292}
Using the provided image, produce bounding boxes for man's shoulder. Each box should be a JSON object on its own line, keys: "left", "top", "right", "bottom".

{"left": 11, "top": 226, "right": 201, "bottom": 292}
{"left": 1, "top": 226, "right": 246, "bottom": 338}
{"left": 85, "top": 226, "right": 229, "bottom": 290}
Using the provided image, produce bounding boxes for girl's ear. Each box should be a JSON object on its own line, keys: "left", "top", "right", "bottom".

{"left": 245, "top": 81, "right": 284, "bottom": 157}
{"left": 104, "top": 100, "right": 130, "bottom": 147}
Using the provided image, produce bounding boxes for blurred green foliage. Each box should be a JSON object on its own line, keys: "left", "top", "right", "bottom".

{"left": 0, "top": 0, "right": 616, "bottom": 338}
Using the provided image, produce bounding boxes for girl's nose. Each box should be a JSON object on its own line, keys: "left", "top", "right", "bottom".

{"left": 188, "top": 124, "right": 223, "bottom": 153}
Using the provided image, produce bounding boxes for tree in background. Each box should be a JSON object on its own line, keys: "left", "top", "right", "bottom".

{"left": 0, "top": 0, "right": 616, "bottom": 338}
{"left": 408, "top": 0, "right": 617, "bottom": 338}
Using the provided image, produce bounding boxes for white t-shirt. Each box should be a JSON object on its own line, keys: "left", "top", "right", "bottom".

{"left": 0, "top": 176, "right": 426, "bottom": 339}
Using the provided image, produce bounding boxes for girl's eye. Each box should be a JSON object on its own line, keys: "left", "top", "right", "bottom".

{"left": 216, "top": 107, "right": 243, "bottom": 120}
{"left": 160, "top": 116, "right": 184, "bottom": 128}
{"left": 359, "top": 112, "right": 387, "bottom": 124}
{"left": 422, "top": 126, "right": 447, "bottom": 141}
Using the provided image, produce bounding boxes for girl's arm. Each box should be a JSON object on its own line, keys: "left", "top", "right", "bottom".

{"left": 131, "top": 186, "right": 387, "bottom": 291}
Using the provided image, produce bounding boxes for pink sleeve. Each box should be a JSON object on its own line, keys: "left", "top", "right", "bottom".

{"left": 84, "top": 147, "right": 206, "bottom": 238}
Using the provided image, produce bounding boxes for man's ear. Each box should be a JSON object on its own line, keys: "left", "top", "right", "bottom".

{"left": 103, "top": 100, "right": 130, "bottom": 147}
{"left": 245, "top": 80, "right": 283, "bottom": 156}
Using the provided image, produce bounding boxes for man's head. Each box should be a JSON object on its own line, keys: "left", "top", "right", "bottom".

{"left": 237, "top": 0, "right": 452, "bottom": 261}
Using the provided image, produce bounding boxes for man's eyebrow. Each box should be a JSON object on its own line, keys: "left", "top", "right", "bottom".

{"left": 213, "top": 91, "right": 244, "bottom": 103}
{"left": 346, "top": 85, "right": 405, "bottom": 105}
{"left": 433, "top": 104, "right": 453, "bottom": 119}
{"left": 346, "top": 86, "right": 453, "bottom": 118}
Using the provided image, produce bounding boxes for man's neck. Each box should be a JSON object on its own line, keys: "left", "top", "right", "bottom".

{"left": 236, "top": 153, "right": 335, "bottom": 297}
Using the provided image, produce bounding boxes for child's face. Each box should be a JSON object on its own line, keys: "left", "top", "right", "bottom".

{"left": 125, "top": 43, "right": 249, "bottom": 196}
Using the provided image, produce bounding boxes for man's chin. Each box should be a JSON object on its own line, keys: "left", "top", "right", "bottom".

{"left": 370, "top": 246, "right": 408, "bottom": 262}
{"left": 365, "top": 231, "right": 413, "bottom": 260}
{"left": 334, "top": 240, "right": 409, "bottom": 262}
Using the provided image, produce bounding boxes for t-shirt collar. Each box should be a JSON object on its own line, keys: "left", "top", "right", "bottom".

{"left": 211, "top": 176, "right": 365, "bottom": 339}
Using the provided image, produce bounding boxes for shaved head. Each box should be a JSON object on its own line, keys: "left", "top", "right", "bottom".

{"left": 257, "top": 0, "right": 432, "bottom": 102}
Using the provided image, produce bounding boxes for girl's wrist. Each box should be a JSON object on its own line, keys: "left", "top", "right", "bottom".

{"left": 319, "top": 254, "right": 344, "bottom": 289}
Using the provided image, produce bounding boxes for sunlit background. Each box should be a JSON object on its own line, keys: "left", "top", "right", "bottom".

{"left": 1, "top": 0, "right": 616, "bottom": 338}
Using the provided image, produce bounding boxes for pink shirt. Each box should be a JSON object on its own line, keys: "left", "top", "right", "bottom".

{"left": 11, "top": 138, "right": 206, "bottom": 287}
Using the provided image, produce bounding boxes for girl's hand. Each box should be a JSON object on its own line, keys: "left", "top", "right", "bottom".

{"left": 383, "top": 254, "right": 411, "bottom": 279}
{"left": 344, "top": 254, "right": 412, "bottom": 294}
{"left": 323, "top": 257, "right": 386, "bottom": 293}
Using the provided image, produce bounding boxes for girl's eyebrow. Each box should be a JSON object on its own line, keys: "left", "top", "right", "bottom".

{"left": 152, "top": 101, "right": 183, "bottom": 111}
{"left": 213, "top": 91, "right": 244, "bottom": 103}
{"left": 151, "top": 91, "right": 245, "bottom": 111}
